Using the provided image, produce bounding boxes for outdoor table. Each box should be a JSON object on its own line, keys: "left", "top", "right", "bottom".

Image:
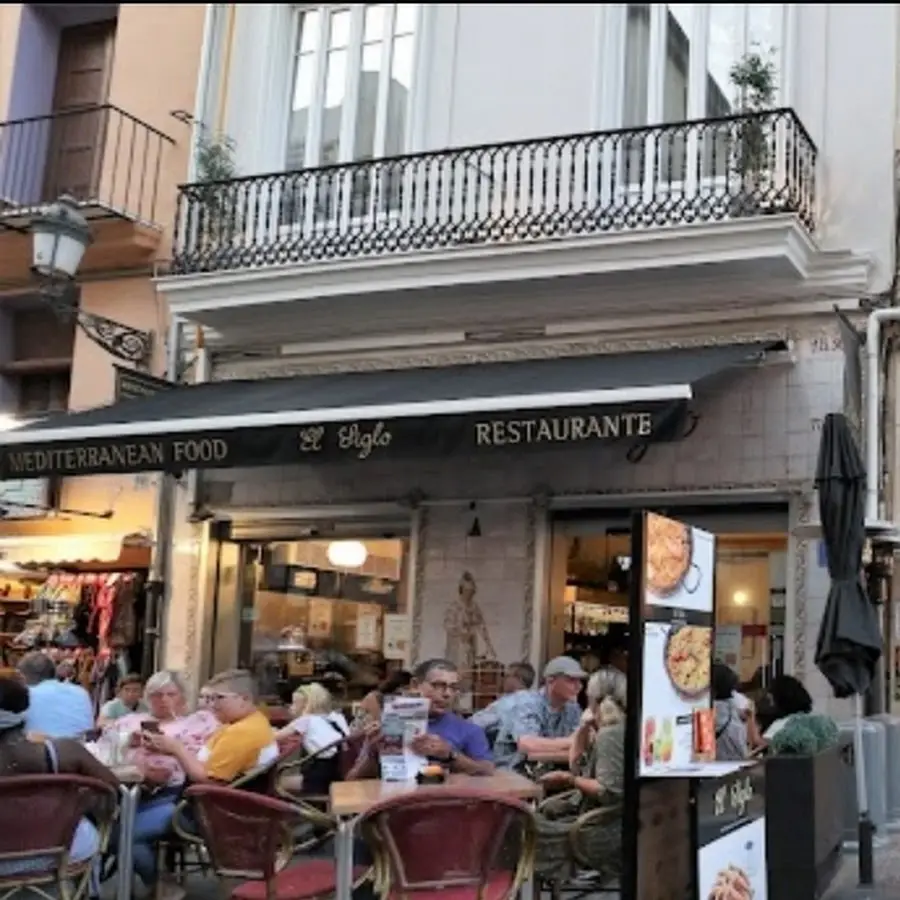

{"left": 329, "top": 772, "right": 542, "bottom": 900}
{"left": 111, "top": 765, "right": 142, "bottom": 900}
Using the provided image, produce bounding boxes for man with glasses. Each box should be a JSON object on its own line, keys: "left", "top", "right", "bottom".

{"left": 145, "top": 669, "right": 277, "bottom": 783}
{"left": 349, "top": 658, "right": 494, "bottom": 778}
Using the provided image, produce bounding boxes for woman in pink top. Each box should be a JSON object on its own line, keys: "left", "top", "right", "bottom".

{"left": 112, "top": 670, "right": 218, "bottom": 900}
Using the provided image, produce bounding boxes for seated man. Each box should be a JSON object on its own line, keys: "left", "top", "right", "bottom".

{"left": 472, "top": 661, "right": 537, "bottom": 740}
{"left": 349, "top": 658, "right": 494, "bottom": 778}
{"left": 491, "top": 656, "right": 585, "bottom": 769}
{"left": 146, "top": 668, "right": 278, "bottom": 784}
{"left": 18, "top": 651, "right": 93, "bottom": 739}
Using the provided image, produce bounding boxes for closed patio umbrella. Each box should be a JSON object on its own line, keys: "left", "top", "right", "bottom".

{"left": 813, "top": 411, "right": 882, "bottom": 885}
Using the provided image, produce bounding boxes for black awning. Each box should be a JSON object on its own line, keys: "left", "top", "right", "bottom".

{"left": 0, "top": 342, "right": 777, "bottom": 478}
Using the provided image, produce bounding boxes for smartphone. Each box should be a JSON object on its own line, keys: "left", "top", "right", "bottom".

{"left": 140, "top": 721, "right": 161, "bottom": 733}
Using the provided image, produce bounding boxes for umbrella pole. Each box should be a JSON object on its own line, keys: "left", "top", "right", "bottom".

{"left": 855, "top": 693, "right": 875, "bottom": 885}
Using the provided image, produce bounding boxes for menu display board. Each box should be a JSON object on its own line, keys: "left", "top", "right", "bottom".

{"left": 695, "top": 762, "right": 767, "bottom": 900}
{"left": 636, "top": 512, "right": 716, "bottom": 777}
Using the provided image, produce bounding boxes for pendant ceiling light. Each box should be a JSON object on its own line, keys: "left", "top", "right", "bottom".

{"left": 326, "top": 540, "right": 369, "bottom": 569}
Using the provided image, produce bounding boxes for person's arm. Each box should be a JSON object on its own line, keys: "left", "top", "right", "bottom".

{"left": 452, "top": 725, "right": 494, "bottom": 775}
{"left": 512, "top": 701, "right": 573, "bottom": 756}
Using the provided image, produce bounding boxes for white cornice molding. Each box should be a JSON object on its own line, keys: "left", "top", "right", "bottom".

{"left": 158, "top": 215, "right": 824, "bottom": 314}
{"left": 210, "top": 303, "right": 853, "bottom": 381}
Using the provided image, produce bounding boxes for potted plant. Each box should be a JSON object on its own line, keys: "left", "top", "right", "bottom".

{"left": 765, "top": 713, "right": 847, "bottom": 900}
{"left": 191, "top": 131, "right": 238, "bottom": 264}
{"left": 728, "top": 50, "right": 777, "bottom": 217}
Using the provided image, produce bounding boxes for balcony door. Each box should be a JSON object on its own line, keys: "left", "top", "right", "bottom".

{"left": 281, "top": 4, "right": 419, "bottom": 231}
{"left": 606, "top": 4, "right": 785, "bottom": 215}
{"left": 43, "top": 20, "right": 117, "bottom": 205}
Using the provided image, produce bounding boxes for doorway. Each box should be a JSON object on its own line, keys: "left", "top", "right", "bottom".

{"left": 44, "top": 19, "right": 117, "bottom": 203}
{"left": 547, "top": 504, "right": 790, "bottom": 692}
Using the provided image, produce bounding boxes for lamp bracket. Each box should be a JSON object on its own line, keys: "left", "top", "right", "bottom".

{"left": 37, "top": 277, "right": 153, "bottom": 367}
{"left": 77, "top": 311, "right": 153, "bottom": 367}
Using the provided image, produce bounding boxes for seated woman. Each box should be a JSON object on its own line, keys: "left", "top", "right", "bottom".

{"left": 352, "top": 670, "right": 412, "bottom": 731}
{"left": 712, "top": 663, "right": 749, "bottom": 761}
{"left": 531, "top": 667, "right": 626, "bottom": 885}
{"left": 115, "top": 670, "right": 219, "bottom": 900}
{"left": 276, "top": 682, "right": 349, "bottom": 795}
{"left": 757, "top": 674, "right": 813, "bottom": 742}
{"left": 0, "top": 675, "right": 119, "bottom": 878}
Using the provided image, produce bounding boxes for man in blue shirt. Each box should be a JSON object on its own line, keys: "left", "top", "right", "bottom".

{"left": 19, "top": 652, "right": 94, "bottom": 739}
{"left": 349, "top": 657, "right": 494, "bottom": 778}
{"left": 409, "top": 658, "right": 494, "bottom": 775}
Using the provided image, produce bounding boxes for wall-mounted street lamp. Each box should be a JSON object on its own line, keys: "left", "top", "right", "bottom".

{"left": 30, "top": 196, "right": 153, "bottom": 367}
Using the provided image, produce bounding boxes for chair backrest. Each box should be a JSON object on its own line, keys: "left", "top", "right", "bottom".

{"left": 185, "top": 784, "right": 300, "bottom": 881}
{"left": 0, "top": 774, "right": 116, "bottom": 874}
{"left": 358, "top": 788, "right": 535, "bottom": 897}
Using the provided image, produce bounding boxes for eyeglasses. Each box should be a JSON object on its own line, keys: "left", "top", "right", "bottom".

{"left": 206, "top": 691, "right": 241, "bottom": 703}
{"left": 427, "top": 680, "right": 460, "bottom": 694}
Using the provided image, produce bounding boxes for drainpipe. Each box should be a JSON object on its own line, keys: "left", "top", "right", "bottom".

{"left": 142, "top": 316, "right": 184, "bottom": 676}
{"left": 866, "top": 308, "right": 900, "bottom": 527}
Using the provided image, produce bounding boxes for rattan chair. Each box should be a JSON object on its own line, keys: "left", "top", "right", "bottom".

{"left": 358, "top": 786, "right": 537, "bottom": 900}
{"left": 185, "top": 784, "right": 369, "bottom": 900}
{"left": 0, "top": 774, "right": 117, "bottom": 900}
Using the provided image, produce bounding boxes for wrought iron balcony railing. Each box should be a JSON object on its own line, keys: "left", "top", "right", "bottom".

{"left": 172, "top": 108, "right": 816, "bottom": 276}
{"left": 0, "top": 104, "right": 174, "bottom": 229}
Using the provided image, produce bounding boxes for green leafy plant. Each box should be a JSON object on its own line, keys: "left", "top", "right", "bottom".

{"left": 770, "top": 713, "right": 840, "bottom": 756}
{"left": 193, "top": 132, "right": 238, "bottom": 247}
{"left": 728, "top": 51, "right": 777, "bottom": 203}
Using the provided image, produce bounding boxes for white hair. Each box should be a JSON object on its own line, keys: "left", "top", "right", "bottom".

{"left": 143, "top": 669, "right": 187, "bottom": 703}
{"left": 586, "top": 667, "right": 627, "bottom": 725}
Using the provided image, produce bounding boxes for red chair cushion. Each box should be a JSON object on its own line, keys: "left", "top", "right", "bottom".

{"left": 231, "top": 860, "right": 368, "bottom": 900}
{"left": 389, "top": 871, "right": 516, "bottom": 900}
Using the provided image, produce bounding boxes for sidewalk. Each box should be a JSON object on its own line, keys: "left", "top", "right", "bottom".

{"left": 825, "top": 832, "right": 900, "bottom": 899}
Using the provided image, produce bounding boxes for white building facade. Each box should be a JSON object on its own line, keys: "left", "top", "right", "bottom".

{"left": 135, "top": 3, "right": 898, "bottom": 711}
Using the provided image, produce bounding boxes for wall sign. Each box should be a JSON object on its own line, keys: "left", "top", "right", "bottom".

{"left": 0, "top": 400, "right": 689, "bottom": 478}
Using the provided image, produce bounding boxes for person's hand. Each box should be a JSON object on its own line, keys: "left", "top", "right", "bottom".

{"left": 143, "top": 732, "right": 180, "bottom": 756}
{"left": 141, "top": 764, "right": 171, "bottom": 786}
{"left": 410, "top": 733, "right": 452, "bottom": 760}
{"left": 539, "top": 770, "right": 575, "bottom": 790}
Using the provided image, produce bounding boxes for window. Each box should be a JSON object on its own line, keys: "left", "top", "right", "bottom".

{"left": 283, "top": 4, "right": 419, "bottom": 224}
{"left": 617, "top": 4, "right": 785, "bottom": 189}
{"left": 15, "top": 370, "right": 70, "bottom": 416}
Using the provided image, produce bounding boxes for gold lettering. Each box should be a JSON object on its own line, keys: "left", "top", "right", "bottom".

{"left": 472, "top": 412, "right": 656, "bottom": 447}
{"left": 337, "top": 421, "right": 392, "bottom": 460}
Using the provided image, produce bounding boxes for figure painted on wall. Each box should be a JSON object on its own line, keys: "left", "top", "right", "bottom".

{"left": 444, "top": 571, "right": 497, "bottom": 675}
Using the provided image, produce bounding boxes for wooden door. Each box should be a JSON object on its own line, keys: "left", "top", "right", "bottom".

{"left": 43, "top": 20, "right": 117, "bottom": 203}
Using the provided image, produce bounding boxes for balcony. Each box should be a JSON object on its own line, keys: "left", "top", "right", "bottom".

{"left": 173, "top": 108, "right": 815, "bottom": 275}
{"left": 161, "top": 108, "right": 840, "bottom": 343}
{"left": 0, "top": 105, "right": 174, "bottom": 276}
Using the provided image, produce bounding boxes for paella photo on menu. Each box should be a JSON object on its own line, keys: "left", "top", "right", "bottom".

{"left": 640, "top": 620, "right": 712, "bottom": 774}
{"left": 644, "top": 512, "right": 715, "bottom": 614}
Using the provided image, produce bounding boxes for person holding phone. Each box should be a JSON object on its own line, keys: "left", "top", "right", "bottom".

{"left": 112, "top": 670, "right": 218, "bottom": 900}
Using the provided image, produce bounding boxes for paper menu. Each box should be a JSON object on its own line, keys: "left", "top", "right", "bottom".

{"left": 379, "top": 695, "right": 430, "bottom": 782}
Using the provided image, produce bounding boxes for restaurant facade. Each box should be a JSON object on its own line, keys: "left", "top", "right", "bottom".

{"left": 0, "top": 313, "right": 855, "bottom": 718}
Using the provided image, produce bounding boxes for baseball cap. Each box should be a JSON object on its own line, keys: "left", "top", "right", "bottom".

{"left": 543, "top": 656, "right": 588, "bottom": 679}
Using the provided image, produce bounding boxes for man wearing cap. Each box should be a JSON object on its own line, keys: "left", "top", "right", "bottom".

{"left": 489, "top": 656, "right": 585, "bottom": 770}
